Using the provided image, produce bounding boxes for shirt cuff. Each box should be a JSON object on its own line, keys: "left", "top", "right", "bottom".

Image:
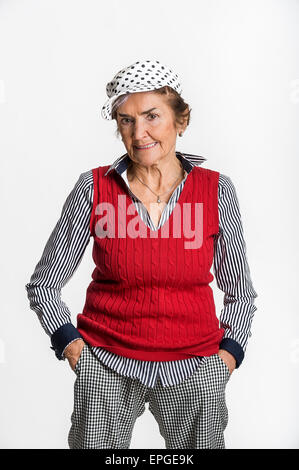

{"left": 219, "top": 337, "right": 244, "bottom": 368}
{"left": 50, "top": 323, "right": 83, "bottom": 360}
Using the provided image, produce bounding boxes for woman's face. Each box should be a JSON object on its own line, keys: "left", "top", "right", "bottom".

{"left": 116, "top": 91, "right": 182, "bottom": 167}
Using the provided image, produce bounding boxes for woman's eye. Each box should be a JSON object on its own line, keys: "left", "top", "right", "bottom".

{"left": 120, "top": 114, "right": 157, "bottom": 125}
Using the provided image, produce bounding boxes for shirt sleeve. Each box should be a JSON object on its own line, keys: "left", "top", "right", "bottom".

{"left": 25, "top": 170, "right": 94, "bottom": 360}
{"left": 213, "top": 174, "right": 258, "bottom": 368}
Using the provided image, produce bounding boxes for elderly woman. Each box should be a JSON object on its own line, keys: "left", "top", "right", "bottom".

{"left": 25, "top": 59, "right": 257, "bottom": 449}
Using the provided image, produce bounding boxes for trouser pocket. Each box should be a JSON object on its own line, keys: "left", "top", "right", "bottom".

{"left": 74, "top": 344, "right": 87, "bottom": 374}
{"left": 213, "top": 353, "right": 231, "bottom": 382}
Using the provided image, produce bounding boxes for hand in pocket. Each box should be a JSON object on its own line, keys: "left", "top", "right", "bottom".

{"left": 64, "top": 339, "right": 86, "bottom": 372}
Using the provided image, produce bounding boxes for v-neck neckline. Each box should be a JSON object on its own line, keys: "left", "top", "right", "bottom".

{"left": 124, "top": 165, "right": 194, "bottom": 233}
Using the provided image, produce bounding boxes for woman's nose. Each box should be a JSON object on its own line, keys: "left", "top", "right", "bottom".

{"left": 132, "top": 121, "right": 148, "bottom": 140}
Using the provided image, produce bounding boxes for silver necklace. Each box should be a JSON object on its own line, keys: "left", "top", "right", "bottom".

{"left": 131, "top": 163, "right": 185, "bottom": 204}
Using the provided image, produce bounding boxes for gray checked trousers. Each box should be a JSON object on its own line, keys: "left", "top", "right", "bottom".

{"left": 68, "top": 344, "right": 231, "bottom": 449}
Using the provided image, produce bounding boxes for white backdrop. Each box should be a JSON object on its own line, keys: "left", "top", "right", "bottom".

{"left": 0, "top": 0, "right": 298, "bottom": 449}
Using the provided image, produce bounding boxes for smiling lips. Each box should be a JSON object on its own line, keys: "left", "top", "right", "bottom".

{"left": 134, "top": 142, "right": 158, "bottom": 150}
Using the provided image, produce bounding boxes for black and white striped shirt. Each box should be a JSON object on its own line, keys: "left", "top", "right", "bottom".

{"left": 25, "top": 151, "right": 257, "bottom": 387}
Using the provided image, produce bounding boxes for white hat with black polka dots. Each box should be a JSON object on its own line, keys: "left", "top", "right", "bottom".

{"left": 101, "top": 59, "right": 182, "bottom": 120}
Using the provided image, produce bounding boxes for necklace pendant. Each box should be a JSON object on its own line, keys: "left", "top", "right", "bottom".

{"left": 157, "top": 196, "right": 161, "bottom": 203}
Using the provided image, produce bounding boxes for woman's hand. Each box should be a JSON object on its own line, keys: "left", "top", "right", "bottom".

{"left": 217, "top": 349, "right": 236, "bottom": 375}
{"left": 64, "top": 339, "right": 86, "bottom": 371}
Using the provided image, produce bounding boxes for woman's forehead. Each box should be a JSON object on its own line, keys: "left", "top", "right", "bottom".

{"left": 117, "top": 91, "right": 168, "bottom": 113}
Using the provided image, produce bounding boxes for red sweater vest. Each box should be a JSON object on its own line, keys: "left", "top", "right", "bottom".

{"left": 76, "top": 164, "right": 225, "bottom": 360}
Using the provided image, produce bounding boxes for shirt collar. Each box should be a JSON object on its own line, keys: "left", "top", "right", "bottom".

{"left": 104, "top": 151, "right": 207, "bottom": 177}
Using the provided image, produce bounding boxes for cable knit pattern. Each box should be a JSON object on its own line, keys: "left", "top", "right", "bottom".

{"left": 76, "top": 165, "right": 224, "bottom": 360}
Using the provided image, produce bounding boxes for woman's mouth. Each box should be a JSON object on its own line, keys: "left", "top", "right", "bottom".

{"left": 134, "top": 142, "right": 158, "bottom": 150}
